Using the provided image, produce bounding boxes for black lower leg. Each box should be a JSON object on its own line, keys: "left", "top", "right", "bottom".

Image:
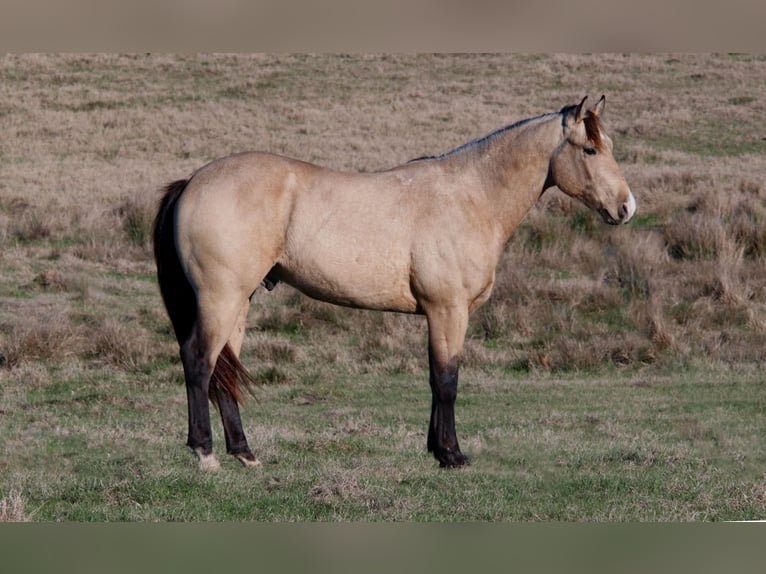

{"left": 216, "top": 390, "right": 256, "bottom": 463}
{"left": 186, "top": 382, "right": 213, "bottom": 455}
{"left": 427, "top": 352, "right": 468, "bottom": 468}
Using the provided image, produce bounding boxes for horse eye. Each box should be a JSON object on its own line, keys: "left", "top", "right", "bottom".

{"left": 584, "top": 147, "right": 597, "bottom": 156}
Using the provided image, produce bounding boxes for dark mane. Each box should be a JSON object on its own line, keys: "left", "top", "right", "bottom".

{"left": 408, "top": 103, "right": 606, "bottom": 163}
{"left": 407, "top": 155, "right": 437, "bottom": 163}
{"left": 409, "top": 111, "right": 559, "bottom": 163}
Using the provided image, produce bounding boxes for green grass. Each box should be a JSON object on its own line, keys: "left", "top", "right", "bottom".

{"left": 2, "top": 362, "right": 764, "bottom": 521}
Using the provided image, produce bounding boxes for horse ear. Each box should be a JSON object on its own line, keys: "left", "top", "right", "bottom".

{"left": 574, "top": 96, "right": 588, "bottom": 123}
{"left": 591, "top": 94, "right": 606, "bottom": 117}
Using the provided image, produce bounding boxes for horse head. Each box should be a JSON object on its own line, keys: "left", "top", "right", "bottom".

{"left": 548, "top": 96, "right": 636, "bottom": 225}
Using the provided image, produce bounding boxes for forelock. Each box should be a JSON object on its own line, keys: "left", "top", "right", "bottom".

{"left": 583, "top": 112, "right": 605, "bottom": 150}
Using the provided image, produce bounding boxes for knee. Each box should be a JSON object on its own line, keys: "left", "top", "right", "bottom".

{"left": 439, "top": 381, "right": 458, "bottom": 403}
{"left": 433, "top": 360, "right": 459, "bottom": 403}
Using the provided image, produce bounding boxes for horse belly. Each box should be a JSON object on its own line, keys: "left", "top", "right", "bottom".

{"left": 278, "top": 243, "right": 418, "bottom": 313}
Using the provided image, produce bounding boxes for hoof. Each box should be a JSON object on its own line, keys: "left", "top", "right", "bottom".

{"left": 435, "top": 449, "right": 470, "bottom": 469}
{"left": 199, "top": 454, "right": 221, "bottom": 471}
{"left": 235, "top": 452, "right": 262, "bottom": 468}
{"left": 197, "top": 451, "right": 221, "bottom": 471}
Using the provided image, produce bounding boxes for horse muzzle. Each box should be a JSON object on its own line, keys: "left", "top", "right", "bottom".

{"left": 600, "top": 191, "right": 636, "bottom": 225}
{"left": 619, "top": 191, "right": 637, "bottom": 224}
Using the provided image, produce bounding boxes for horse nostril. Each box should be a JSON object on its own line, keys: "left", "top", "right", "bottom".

{"left": 619, "top": 203, "right": 628, "bottom": 219}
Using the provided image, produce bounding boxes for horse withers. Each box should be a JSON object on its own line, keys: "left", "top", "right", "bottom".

{"left": 153, "top": 96, "right": 636, "bottom": 470}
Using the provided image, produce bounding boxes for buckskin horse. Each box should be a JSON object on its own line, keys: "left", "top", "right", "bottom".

{"left": 153, "top": 96, "right": 636, "bottom": 470}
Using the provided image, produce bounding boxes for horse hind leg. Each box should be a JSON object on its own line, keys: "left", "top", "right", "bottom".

{"left": 214, "top": 300, "right": 261, "bottom": 468}
{"left": 180, "top": 325, "right": 221, "bottom": 470}
{"left": 211, "top": 353, "right": 261, "bottom": 468}
{"left": 181, "top": 291, "right": 254, "bottom": 470}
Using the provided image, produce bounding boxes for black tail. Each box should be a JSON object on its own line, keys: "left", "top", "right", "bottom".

{"left": 153, "top": 179, "right": 255, "bottom": 405}
{"left": 154, "top": 179, "right": 195, "bottom": 347}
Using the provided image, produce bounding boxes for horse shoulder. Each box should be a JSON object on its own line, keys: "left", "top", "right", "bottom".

{"left": 409, "top": 206, "right": 502, "bottom": 311}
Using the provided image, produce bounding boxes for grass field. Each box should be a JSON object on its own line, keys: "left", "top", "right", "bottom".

{"left": 1, "top": 53, "right": 765, "bottom": 521}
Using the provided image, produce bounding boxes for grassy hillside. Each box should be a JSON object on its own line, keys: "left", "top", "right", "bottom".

{"left": 1, "top": 54, "right": 765, "bottom": 521}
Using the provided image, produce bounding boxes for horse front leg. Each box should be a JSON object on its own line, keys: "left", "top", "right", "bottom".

{"left": 425, "top": 304, "right": 470, "bottom": 468}
{"left": 427, "top": 352, "right": 467, "bottom": 467}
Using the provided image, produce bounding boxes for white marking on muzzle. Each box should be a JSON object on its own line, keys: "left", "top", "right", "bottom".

{"left": 622, "top": 191, "right": 637, "bottom": 223}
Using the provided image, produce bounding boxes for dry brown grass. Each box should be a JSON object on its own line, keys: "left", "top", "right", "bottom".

{"left": 0, "top": 489, "right": 31, "bottom": 522}
{"left": 1, "top": 52, "right": 766, "bottom": 399}
{"left": 2, "top": 308, "right": 84, "bottom": 367}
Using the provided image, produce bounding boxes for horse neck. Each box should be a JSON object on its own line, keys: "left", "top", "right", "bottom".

{"left": 467, "top": 113, "right": 563, "bottom": 241}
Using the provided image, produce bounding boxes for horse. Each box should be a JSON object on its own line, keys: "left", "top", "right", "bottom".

{"left": 153, "top": 95, "right": 636, "bottom": 470}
